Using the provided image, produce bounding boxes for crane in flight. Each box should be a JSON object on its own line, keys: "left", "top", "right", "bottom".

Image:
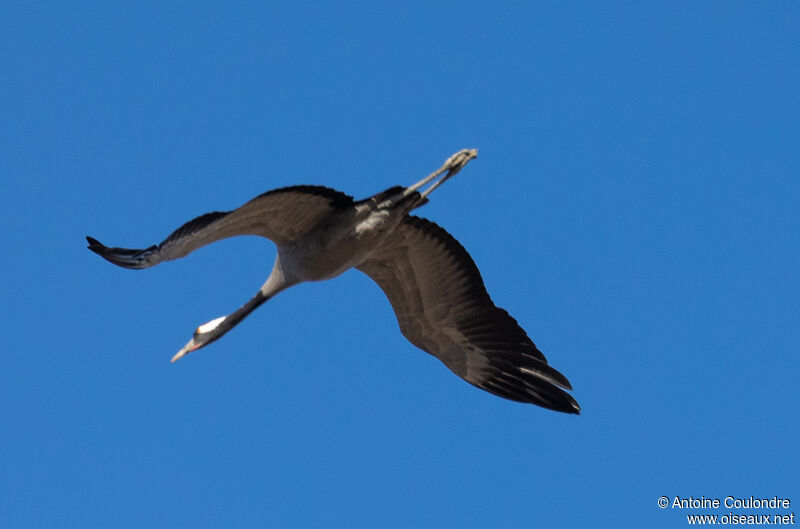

{"left": 87, "top": 149, "right": 580, "bottom": 414}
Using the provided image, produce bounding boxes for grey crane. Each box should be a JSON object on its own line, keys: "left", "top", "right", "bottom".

{"left": 87, "top": 149, "right": 580, "bottom": 414}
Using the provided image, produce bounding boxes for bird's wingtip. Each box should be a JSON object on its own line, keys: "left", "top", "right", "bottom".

{"left": 564, "top": 392, "right": 581, "bottom": 414}
{"left": 84, "top": 236, "right": 157, "bottom": 269}
{"left": 85, "top": 236, "right": 108, "bottom": 252}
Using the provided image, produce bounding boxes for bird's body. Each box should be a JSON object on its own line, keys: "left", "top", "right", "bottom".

{"left": 87, "top": 150, "right": 580, "bottom": 414}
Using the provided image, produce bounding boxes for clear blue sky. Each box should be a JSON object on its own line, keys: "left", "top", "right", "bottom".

{"left": 2, "top": 2, "right": 798, "bottom": 528}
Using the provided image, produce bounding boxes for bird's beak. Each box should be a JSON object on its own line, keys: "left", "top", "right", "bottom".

{"left": 171, "top": 339, "right": 199, "bottom": 363}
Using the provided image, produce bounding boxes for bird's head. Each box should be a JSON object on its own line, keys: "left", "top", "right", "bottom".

{"left": 171, "top": 316, "right": 227, "bottom": 363}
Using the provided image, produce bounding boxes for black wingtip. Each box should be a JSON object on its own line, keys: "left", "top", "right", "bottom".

{"left": 541, "top": 388, "right": 581, "bottom": 415}
{"left": 540, "top": 390, "right": 581, "bottom": 415}
{"left": 86, "top": 236, "right": 105, "bottom": 252}
{"left": 85, "top": 235, "right": 157, "bottom": 269}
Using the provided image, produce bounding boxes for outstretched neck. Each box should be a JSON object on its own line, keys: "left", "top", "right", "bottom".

{"left": 171, "top": 255, "right": 302, "bottom": 362}
{"left": 261, "top": 253, "right": 301, "bottom": 297}
{"left": 220, "top": 290, "right": 271, "bottom": 332}
{"left": 208, "top": 254, "right": 300, "bottom": 340}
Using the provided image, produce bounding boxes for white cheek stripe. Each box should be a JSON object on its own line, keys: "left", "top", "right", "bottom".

{"left": 198, "top": 316, "right": 226, "bottom": 334}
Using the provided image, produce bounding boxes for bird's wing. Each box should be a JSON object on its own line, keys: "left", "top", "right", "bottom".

{"left": 87, "top": 185, "right": 353, "bottom": 269}
{"left": 357, "top": 216, "right": 580, "bottom": 413}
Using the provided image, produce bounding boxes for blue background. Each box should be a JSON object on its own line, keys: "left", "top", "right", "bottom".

{"left": 2, "top": 2, "right": 798, "bottom": 527}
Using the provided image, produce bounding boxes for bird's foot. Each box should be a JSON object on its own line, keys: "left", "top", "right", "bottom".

{"left": 418, "top": 148, "right": 478, "bottom": 199}
{"left": 382, "top": 148, "right": 479, "bottom": 209}
{"left": 442, "top": 148, "right": 478, "bottom": 178}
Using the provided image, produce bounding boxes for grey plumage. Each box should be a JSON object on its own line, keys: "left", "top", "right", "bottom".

{"left": 87, "top": 150, "right": 580, "bottom": 414}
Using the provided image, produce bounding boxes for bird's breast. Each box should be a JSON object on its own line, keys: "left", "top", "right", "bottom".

{"left": 278, "top": 209, "right": 400, "bottom": 282}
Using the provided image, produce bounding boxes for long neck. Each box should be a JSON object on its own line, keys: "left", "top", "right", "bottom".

{"left": 204, "top": 255, "right": 300, "bottom": 345}
{"left": 221, "top": 290, "right": 271, "bottom": 331}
